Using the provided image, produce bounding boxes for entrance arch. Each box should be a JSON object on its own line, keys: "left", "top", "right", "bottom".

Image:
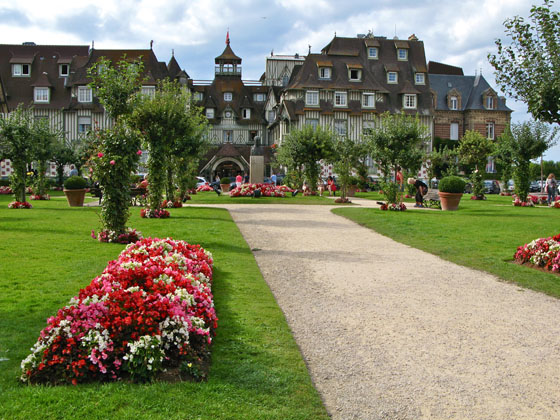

{"left": 212, "top": 157, "right": 245, "bottom": 179}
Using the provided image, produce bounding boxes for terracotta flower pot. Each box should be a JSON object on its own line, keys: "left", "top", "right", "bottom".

{"left": 438, "top": 191, "right": 463, "bottom": 211}
{"left": 63, "top": 189, "right": 87, "bottom": 207}
{"left": 220, "top": 184, "right": 230, "bottom": 193}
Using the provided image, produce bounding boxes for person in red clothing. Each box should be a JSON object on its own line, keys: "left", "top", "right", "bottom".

{"left": 235, "top": 173, "right": 242, "bottom": 188}
{"left": 327, "top": 176, "right": 337, "bottom": 196}
{"left": 396, "top": 166, "right": 404, "bottom": 192}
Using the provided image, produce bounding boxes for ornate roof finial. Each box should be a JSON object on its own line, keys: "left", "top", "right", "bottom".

{"left": 150, "top": 40, "right": 153, "bottom": 49}
{"left": 226, "top": 29, "right": 230, "bottom": 46}
{"left": 172, "top": 48, "right": 175, "bottom": 57}
{"left": 308, "top": 44, "right": 311, "bottom": 54}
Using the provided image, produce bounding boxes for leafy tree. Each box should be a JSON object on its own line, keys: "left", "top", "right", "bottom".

{"left": 364, "top": 112, "right": 429, "bottom": 182}
{"left": 31, "top": 118, "right": 59, "bottom": 197}
{"left": 497, "top": 120, "right": 558, "bottom": 201}
{"left": 52, "top": 139, "right": 76, "bottom": 188}
{"left": 457, "top": 130, "right": 495, "bottom": 198}
{"left": 423, "top": 146, "right": 457, "bottom": 187}
{"left": 489, "top": 1, "right": 560, "bottom": 124}
{"left": 328, "top": 136, "right": 368, "bottom": 200}
{"left": 0, "top": 105, "right": 33, "bottom": 202}
{"left": 276, "top": 125, "right": 335, "bottom": 191}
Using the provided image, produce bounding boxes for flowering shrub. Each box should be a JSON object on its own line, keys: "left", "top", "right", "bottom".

{"left": 513, "top": 198, "right": 535, "bottom": 207}
{"left": 140, "top": 208, "right": 170, "bottom": 219}
{"left": 30, "top": 194, "right": 50, "bottom": 200}
{"left": 229, "top": 183, "right": 291, "bottom": 197}
{"left": 196, "top": 184, "right": 213, "bottom": 192}
{"left": 514, "top": 234, "right": 560, "bottom": 272}
{"left": 470, "top": 195, "right": 486, "bottom": 200}
{"left": 21, "top": 237, "right": 217, "bottom": 385}
{"left": 0, "top": 186, "right": 12, "bottom": 194}
{"left": 380, "top": 203, "right": 407, "bottom": 211}
{"left": 8, "top": 201, "right": 32, "bottom": 209}
{"left": 92, "top": 228, "right": 143, "bottom": 244}
{"left": 162, "top": 200, "right": 182, "bottom": 208}
{"left": 553, "top": 200, "right": 560, "bottom": 208}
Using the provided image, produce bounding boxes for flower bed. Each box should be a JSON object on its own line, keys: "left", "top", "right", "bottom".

{"left": 380, "top": 203, "right": 407, "bottom": 211}
{"left": 141, "top": 208, "right": 171, "bottom": 218}
{"left": 21, "top": 237, "right": 217, "bottom": 385}
{"left": 514, "top": 233, "right": 560, "bottom": 273}
{"left": 196, "top": 184, "right": 213, "bottom": 192}
{"left": 92, "top": 228, "right": 143, "bottom": 244}
{"left": 0, "top": 186, "right": 12, "bottom": 194}
{"left": 162, "top": 200, "right": 183, "bottom": 208}
{"left": 8, "top": 201, "right": 32, "bottom": 209}
{"left": 470, "top": 195, "right": 486, "bottom": 200}
{"left": 229, "top": 183, "right": 292, "bottom": 197}
{"left": 513, "top": 198, "right": 535, "bottom": 207}
{"left": 30, "top": 194, "right": 50, "bottom": 200}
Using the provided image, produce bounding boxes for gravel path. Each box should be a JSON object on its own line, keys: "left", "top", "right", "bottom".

{"left": 221, "top": 200, "right": 560, "bottom": 420}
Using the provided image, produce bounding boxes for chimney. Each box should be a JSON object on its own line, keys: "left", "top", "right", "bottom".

{"left": 408, "top": 34, "right": 418, "bottom": 41}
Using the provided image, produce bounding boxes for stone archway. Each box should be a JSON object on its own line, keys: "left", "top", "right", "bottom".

{"left": 212, "top": 157, "right": 245, "bottom": 180}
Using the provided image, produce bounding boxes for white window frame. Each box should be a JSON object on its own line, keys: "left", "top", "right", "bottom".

{"left": 403, "top": 94, "right": 417, "bottom": 109}
{"left": 306, "top": 118, "right": 319, "bottom": 130}
{"left": 362, "top": 92, "right": 375, "bottom": 108}
{"left": 242, "top": 108, "right": 251, "bottom": 119}
{"left": 363, "top": 121, "right": 375, "bottom": 136}
{"left": 206, "top": 108, "right": 215, "bottom": 118}
{"left": 486, "top": 122, "right": 495, "bottom": 140}
{"left": 415, "top": 73, "right": 425, "bottom": 85}
{"left": 334, "top": 119, "right": 347, "bottom": 136}
{"left": 141, "top": 86, "right": 156, "bottom": 98}
{"left": 367, "top": 47, "right": 378, "bottom": 59}
{"left": 59, "top": 64, "right": 69, "bottom": 77}
{"left": 348, "top": 68, "right": 361, "bottom": 81}
{"left": 224, "top": 92, "right": 233, "bottom": 101}
{"left": 78, "top": 116, "right": 92, "bottom": 134}
{"left": 305, "top": 90, "right": 319, "bottom": 106}
{"left": 450, "top": 96, "right": 458, "bottom": 110}
{"left": 34, "top": 87, "right": 49, "bottom": 103}
{"left": 77, "top": 86, "right": 92, "bottom": 103}
{"left": 334, "top": 91, "right": 347, "bottom": 107}
{"left": 486, "top": 96, "right": 494, "bottom": 109}
{"left": 12, "top": 63, "right": 31, "bottom": 77}
{"left": 387, "top": 72, "right": 398, "bottom": 84}
{"left": 319, "top": 67, "right": 331, "bottom": 79}
{"left": 450, "top": 122, "right": 459, "bottom": 140}
{"left": 397, "top": 48, "right": 408, "bottom": 60}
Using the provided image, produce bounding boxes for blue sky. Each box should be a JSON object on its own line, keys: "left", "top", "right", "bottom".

{"left": 2, "top": 0, "right": 559, "bottom": 160}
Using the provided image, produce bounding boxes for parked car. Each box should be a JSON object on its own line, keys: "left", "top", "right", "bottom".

{"left": 483, "top": 180, "right": 501, "bottom": 194}
{"left": 507, "top": 179, "right": 515, "bottom": 192}
{"left": 529, "top": 181, "right": 542, "bottom": 192}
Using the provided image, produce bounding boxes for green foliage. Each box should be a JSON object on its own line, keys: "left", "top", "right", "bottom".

{"left": 276, "top": 125, "right": 335, "bottom": 191}
{"left": 63, "top": 176, "right": 87, "bottom": 190}
{"left": 328, "top": 136, "right": 368, "bottom": 199}
{"left": 438, "top": 176, "right": 466, "bottom": 193}
{"left": 381, "top": 181, "right": 401, "bottom": 205}
{"left": 457, "top": 130, "right": 494, "bottom": 197}
{"left": 31, "top": 118, "right": 60, "bottom": 196}
{"left": 220, "top": 177, "right": 231, "bottom": 184}
{"left": 52, "top": 139, "right": 77, "bottom": 187}
{"left": 364, "top": 112, "right": 429, "bottom": 181}
{"left": 423, "top": 146, "right": 458, "bottom": 187}
{"left": 88, "top": 57, "right": 145, "bottom": 120}
{"left": 489, "top": 0, "right": 560, "bottom": 124}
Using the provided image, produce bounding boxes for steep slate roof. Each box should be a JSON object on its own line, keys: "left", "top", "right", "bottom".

{"left": 0, "top": 44, "right": 89, "bottom": 110}
{"left": 429, "top": 73, "right": 512, "bottom": 112}
{"left": 287, "top": 36, "right": 432, "bottom": 115}
{"left": 215, "top": 44, "right": 242, "bottom": 63}
{"left": 427, "top": 61, "right": 464, "bottom": 76}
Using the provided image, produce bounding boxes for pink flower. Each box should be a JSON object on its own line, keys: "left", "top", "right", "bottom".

{"left": 110, "top": 160, "right": 115, "bottom": 165}
{"left": 97, "top": 152, "right": 104, "bottom": 158}
{"left": 137, "top": 150, "right": 142, "bottom": 155}
{"left": 91, "top": 230, "right": 96, "bottom": 239}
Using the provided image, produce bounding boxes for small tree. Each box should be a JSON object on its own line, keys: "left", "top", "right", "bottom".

{"left": 489, "top": 1, "right": 560, "bottom": 124}
{"left": 497, "top": 121, "right": 558, "bottom": 201}
{"left": 423, "top": 146, "right": 457, "bottom": 187}
{"left": 0, "top": 105, "right": 33, "bottom": 203}
{"left": 457, "top": 130, "right": 495, "bottom": 198}
{"left": 31, "top": 118, "right": 59, "bottom": 197}
{"left": 52, "top": 140, "right": 77, "bottom": 188}
{"left": 328, "top": 136, "right": 368, "bottom": 200}
{"left": 276, "top": 125, "right": 335, "bottom": 191}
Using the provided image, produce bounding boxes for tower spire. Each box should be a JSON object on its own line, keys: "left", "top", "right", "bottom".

{"left": 226, "top": 29, "right": 230, "bottom": 45}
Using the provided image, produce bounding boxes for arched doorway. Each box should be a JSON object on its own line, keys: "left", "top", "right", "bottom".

{"left": 213, "top": 158, "right": 244, "bottom": 180}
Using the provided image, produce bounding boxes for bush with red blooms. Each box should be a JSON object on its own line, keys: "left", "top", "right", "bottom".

{"left": 514, "top": 233, "right": 560, "bottom": 273}
{"left": 0, "top": 186, "right": 13, "bottom": 194}
{"left": 513, "top": 198, "right": 535, "bottom": 207}
{"left": 20, "top": 237, "right": 217, "bottom": 385}
{"left": 140, "top": 208, "right": 170, "bottom": 218}
{"left": 30, "top": 194, "right": 50, "bottom": 200}
{"left": 8, "top": 201, "right": 32, "bottom": 209}
{"left": 92, "top": 228, "right": 143, "bottom": 244}
{"left": 229, "top": 183, "right": 292, "bottom": 197}
{"left": 470, "top": 195, "right": 486, "bottom": 200}
{"left": 162, "top": 200, "right": 182, "bottom": 208}
{"left": 380, "top": 203, "right": 407, "bottom": 211}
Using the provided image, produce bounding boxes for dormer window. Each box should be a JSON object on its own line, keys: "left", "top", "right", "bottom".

{"left": 450, "top": 96, "right": 458, "bottom": 110}
{"left": 387, "top": 72, "right": 398, "bottom": 84}
{"left": 59, "top": 64, "right": 69, "bottom": 77}
{"left": 253, "top": 93, "right": 265, "bottom": 102}
{"left": 403, "top": 94, "right": 417, "bottom": 109}
{"left": 206, "top": 108, "right": 215, "bottom": 119}
{"left": 78, "top": 86, "right": 92, "bottom": 103}
{"left": 486, "top": 96, "right": 494, "bottom": 109}
{"left": 224, "top": 92, "right": 233, "bottom": 101}
{"left": 348, "top": 69, "right": 362, "bottom": 81}
{"left": 141, "top": 86, "right": 156, "bottom": 98}
{"left": 12, "top": 64, "right": 30, "bottom": 77}
{"left": 362, "top": 92, "right": 375, "bottom": 108}
{"left": 334, "top": 91, "right": 347, "bottom": 107}
{"left": 319, "top": 67, "right": 331, "bottom": 79}
{"left": 415, "top": 73, "right": 425, "bottom": 85}
{"left": 368, "top": 47, "right": 378, "bottom": 59}
{"left": 397, "top": 48, "right": 408, "bottom": 60}
{"left": 242, "top": 108, "right": 251, "bottom": 119}
{"left": 34, "top": 87, "right": 49, "bottom": 103}
{"left": 194, "top": 92, "right": 204, "bottom": 101}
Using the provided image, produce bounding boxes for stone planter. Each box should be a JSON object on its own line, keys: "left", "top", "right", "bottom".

{"left": 63, "top": 188, "right": 87, "bottom": 207}
{"left": 438, "top": 191, "right": 463, "bottom": 211}
{"left": 220, "top": 184, "right": 230, "bottom": 193}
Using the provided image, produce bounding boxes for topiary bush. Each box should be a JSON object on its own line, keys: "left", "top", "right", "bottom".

{"left": 438, "top": 176, "right": 466, "bottom": 193}
{"left": 220, "top": 177, "right": 231, "bottom": 184}
{"left": 63, "top": 176, "right": 88, "bottom": 190}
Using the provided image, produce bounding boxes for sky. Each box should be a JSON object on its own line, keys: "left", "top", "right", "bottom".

{"left": 2, "top": 0, "right": 559, "bottom": 160}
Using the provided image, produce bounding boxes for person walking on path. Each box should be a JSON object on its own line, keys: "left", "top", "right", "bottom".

{"left": 408, "top": 177, "right": 427, "bottom": 207}
{"left": 546, "top": 173, "right": 557, "bottom": 205}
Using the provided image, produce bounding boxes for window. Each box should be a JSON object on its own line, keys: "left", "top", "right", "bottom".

{"left": 242, "top": 108, "right": 251, "bottom": 119}
{"left": 349, "top": 69, "right": 361, "bottom": 81}
{"left": 34, "top": 87, "right": 49, "bottom": 103}
{"left": 450, "top": 122, "right": 459, "bottom": 140}
{"left": 267, "top": 110, "right": 276, "bottom": 123}
{"left": 306, "top": 118, "right": 319, "bottom": 130}
{"left": 486, "top": 122, "right": 495, "bottom": 140}
{"left": 305, "top": 90, "right": 319, "bottom": 106}
{"left": 334, "top": 91, "right": 347, "bottom": 107}
{"left": 486, "top": 96, "right": 494, "bottom": 109}
{"left": 12, "top": 64, "right": 30, "bottom": 77}
{"left": 224, "top": 92, "right": 233, "bottom": 101}
{"left": 223, "top": 130, "right": 233, "bottom": 143}
{"left": 78, "top": 116, "right": 92, "bottom": 134}
{"left": 334, "top": 120, "right": 347, "bottom": 136}
{"left": 253, "top": 93, "right": 265, "bottom": 102}
{"left": 387, "top": 72, "right": 398, "bottom": 84}
{"left": 319, "top": 67, "right": 331, "bottom": 79}
{"left": 141, "top": 86, "right": 156, "bottom": 98}
{"left": 59, "top": 64, "right": 69, "bottom": 77}
{"left": 450, "top": 96, "right": 458, "bottom": 110}
{"left": 397, "top": 48, "right": 408, "bottom": 60}
{"left": 282, "top": 75, "right": 289, "bottom": 87}
{"left": 362, "top": 92, "right": 375, "bottom": 108}
{"left": 403, "top": 94, "right": 417, "bottom": 109}
{"left": 194, "top": 92, "right": 204, "bottom": 101}
{"left": 363, "top": 121, "right": 375, "bottom": 136}
{"left": 78, "top": 86, "right": 92, "bottom": 103}
{"left": 367, "top": 47, "right": 378, "bottom": 59}
{"left": 206, "top": 108, "right": 215, "bottom": 118}
{"left": 415, "top": 73, "right": 425, "bottom": 85}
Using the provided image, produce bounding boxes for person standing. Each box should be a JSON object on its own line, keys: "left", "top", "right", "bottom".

{"left": 546, "top": 173, "right": 557, "bottom": 205}
{"left": 396, "top": 166, "right": 404, "bottom": 192}
{"left": 236, "top": 173, "right": 243, "bottom": 188}
{"left": 271, "top": 173, "right": 277, "bottom": 186}
{"left": 408, "top": 177, "right": 427, "bottom": 207}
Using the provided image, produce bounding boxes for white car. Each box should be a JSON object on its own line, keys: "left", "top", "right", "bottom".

{"left": 196, "top": 177, "right": 207, "bottom": 187}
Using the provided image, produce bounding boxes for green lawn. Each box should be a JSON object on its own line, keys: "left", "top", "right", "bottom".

{"left": 333, "top": 194, "right": 560, "bottom": 298}
{"left": 0, "top": 194, "right": 328, "bottom": 420}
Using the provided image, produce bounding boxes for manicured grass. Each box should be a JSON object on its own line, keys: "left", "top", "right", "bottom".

{"left": 188, "top": 190, "right": 338, "bottom": 205}
{"left": 0, "top": 195, "right": 329, "bottom": 420}
{"left": 333, "top": 194, "right": 560, "bottom": 298}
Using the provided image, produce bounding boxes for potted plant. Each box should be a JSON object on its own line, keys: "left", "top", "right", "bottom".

{"left": 220, "top": 177, "right": 231, "bottom": 193}
{"left": 63, "top": 175, "right": 88, "bottom": 207}
{"left": 438, "top": 176, "right": 466, "bottom": 211}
